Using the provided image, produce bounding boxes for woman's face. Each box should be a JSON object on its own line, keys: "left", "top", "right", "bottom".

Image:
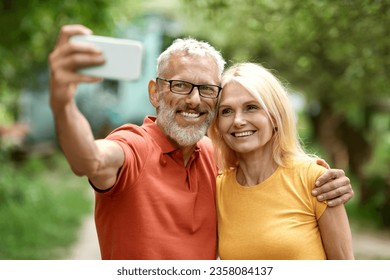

{"left": 218, "top": 82, "right": 274, "bottom": 155}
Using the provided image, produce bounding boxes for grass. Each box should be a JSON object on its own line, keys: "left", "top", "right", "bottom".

{"left": 0, "top": 151, "right": 93, "bottom": 259}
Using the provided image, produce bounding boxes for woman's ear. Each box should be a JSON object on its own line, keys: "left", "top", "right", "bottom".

{"left": 148, "top": 80, "right": 159, "bottom": 108}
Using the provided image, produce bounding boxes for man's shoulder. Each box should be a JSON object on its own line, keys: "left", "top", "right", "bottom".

{"left": 106, "top": 122, "right": 149, "bottom": 139}
{"left": 106, "top": 116, "right": 156, "bottom": 138}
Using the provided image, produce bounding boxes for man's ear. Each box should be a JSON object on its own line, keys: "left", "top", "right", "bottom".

{"left": 148, "top": 80, "right": 159, "bottom": 108}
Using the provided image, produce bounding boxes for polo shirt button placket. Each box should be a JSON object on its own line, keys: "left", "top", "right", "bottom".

{"left": 159, "top": 153, "right": 167, "bottom": 166}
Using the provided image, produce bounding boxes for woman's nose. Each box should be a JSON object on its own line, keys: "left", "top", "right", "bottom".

{"left": 233, "top": 113, "right": 246, "bottom": 127}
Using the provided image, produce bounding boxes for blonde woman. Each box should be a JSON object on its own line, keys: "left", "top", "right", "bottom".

{"left": 209, "top": 63, "right": 354, "bottom": 259}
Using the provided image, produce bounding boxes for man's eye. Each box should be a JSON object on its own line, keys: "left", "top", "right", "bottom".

{"left": 174, "top": 82, "right": 187, "bottom": 89}
{"left": 199, "top": 85, "right": 212, "bottom": 91}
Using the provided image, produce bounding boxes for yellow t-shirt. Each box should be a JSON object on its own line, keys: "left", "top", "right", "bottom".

{"left": 217, "top": 160, "right": 328, "bottom": 260}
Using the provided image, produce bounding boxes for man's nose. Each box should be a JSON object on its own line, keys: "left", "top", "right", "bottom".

{"left": 185, "top": 86, "right": 201, "bottom": 106}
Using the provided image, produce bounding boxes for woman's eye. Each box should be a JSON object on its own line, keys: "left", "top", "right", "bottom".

{"left": 221, "top": 108, "right": 232, "bottom": 115}
{"left": 247, "top": 104, "right": 258, "bottom": 111}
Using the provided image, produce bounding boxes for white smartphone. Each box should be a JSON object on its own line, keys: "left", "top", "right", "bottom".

{"left": 70, "top": 35, "right": 144, "bottom": 81}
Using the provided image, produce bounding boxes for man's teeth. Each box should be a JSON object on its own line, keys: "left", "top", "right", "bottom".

{"left": 181, "top": 112, "right": 201, "bottom": 118}
{"left": 234, "top": 131, "right": 254, "bottom": 137}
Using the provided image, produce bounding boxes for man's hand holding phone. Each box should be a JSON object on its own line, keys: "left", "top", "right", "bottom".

{"left": 49, "top": 24, "right": 144, "bottom": 114}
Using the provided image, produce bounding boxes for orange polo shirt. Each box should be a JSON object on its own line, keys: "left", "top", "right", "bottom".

{"left": 94, "top": 116, "right": 218, "bottom": 259}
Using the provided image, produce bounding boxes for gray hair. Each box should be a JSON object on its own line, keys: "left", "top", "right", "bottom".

{"left": 156, "top": 37, "right": 226, "bottom": 79}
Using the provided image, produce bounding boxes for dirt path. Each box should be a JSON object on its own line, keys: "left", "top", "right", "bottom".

{"left": 352, "top": 228, "right": 390, "bottom": 259}
{"left": 64, "top": 214, "right": 101, "bottom": 260}
{"left": 64, "top": 214, "right": 390, "bottom": 260}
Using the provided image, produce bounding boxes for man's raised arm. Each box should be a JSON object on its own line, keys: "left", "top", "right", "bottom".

{"left": 49, "top": 24, "right": 123, "bottom": 190}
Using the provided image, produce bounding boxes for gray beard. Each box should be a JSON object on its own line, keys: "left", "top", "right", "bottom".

{"left": 157, "top": 99, "right": 215, "bottom": 147}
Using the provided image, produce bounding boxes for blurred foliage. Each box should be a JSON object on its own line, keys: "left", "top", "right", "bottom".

{"left": 180, "top": 0, "right": 389, "bottom": 114}
{"left": 0, "top": 0, "right": 143, "bottom": 124}
{"left": 0, "top": 152, "right": 92, "bottom": 259}
{"left": 180, "top": 0, "right": 390, "bottom": 227}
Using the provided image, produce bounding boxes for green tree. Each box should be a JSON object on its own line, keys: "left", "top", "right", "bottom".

{"left": 181, "top": 0, "right": 390, "bottom": 227}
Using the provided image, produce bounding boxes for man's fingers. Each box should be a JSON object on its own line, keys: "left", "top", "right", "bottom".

{"left": 312, "top": 168, "right": 354, "bottom": 207}
{"left": 49, "top": 46, "right": 104, "bottom": 84}
{"left": 316, "top": 158, "right": 330, "bottom": 169}
{"left": 59, "top": 52, "right": 104, "bottom": 70}
{"left": 327, "top": 193, "right": 353, "bottom": 207}
{"left": 51, "top": 69, "right": 103, "bottom": 84}
{"left": 316, "top": 169, "right": 346, "bottom": 187}
{"left": 49, "top": 24, "right": 107, "bottom": 87}
{"left": 316, "top": 185, "right": 351, "bottom": 201}
{"left": 50, "top": 41, "right": 103, "bottom": 67}
{"left": 312, "top": 175, "right": 351, "bottom": 197}
{"left": 55, "top": 24, "right": 93, "bottom": 47}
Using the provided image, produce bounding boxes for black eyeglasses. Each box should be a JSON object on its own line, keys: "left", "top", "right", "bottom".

{"left": 156, "top": 77, "right": 221, "bottom": 99}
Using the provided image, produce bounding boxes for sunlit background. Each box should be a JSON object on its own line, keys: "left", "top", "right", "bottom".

{"left": 0, "top": 0, "right": 389, "bottom": 260}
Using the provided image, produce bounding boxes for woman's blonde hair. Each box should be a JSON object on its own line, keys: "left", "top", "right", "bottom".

{"left": 208, "top": 62, "right": 315, "bottom": 171}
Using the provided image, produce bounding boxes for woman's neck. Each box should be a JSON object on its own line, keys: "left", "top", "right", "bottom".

{"left": 236, "top": 150, "right": 278, "bottom": 186}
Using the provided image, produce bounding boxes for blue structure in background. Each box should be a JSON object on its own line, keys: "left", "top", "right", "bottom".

{"left": 20, "top": 14, "right": 172, "bottom": 144}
